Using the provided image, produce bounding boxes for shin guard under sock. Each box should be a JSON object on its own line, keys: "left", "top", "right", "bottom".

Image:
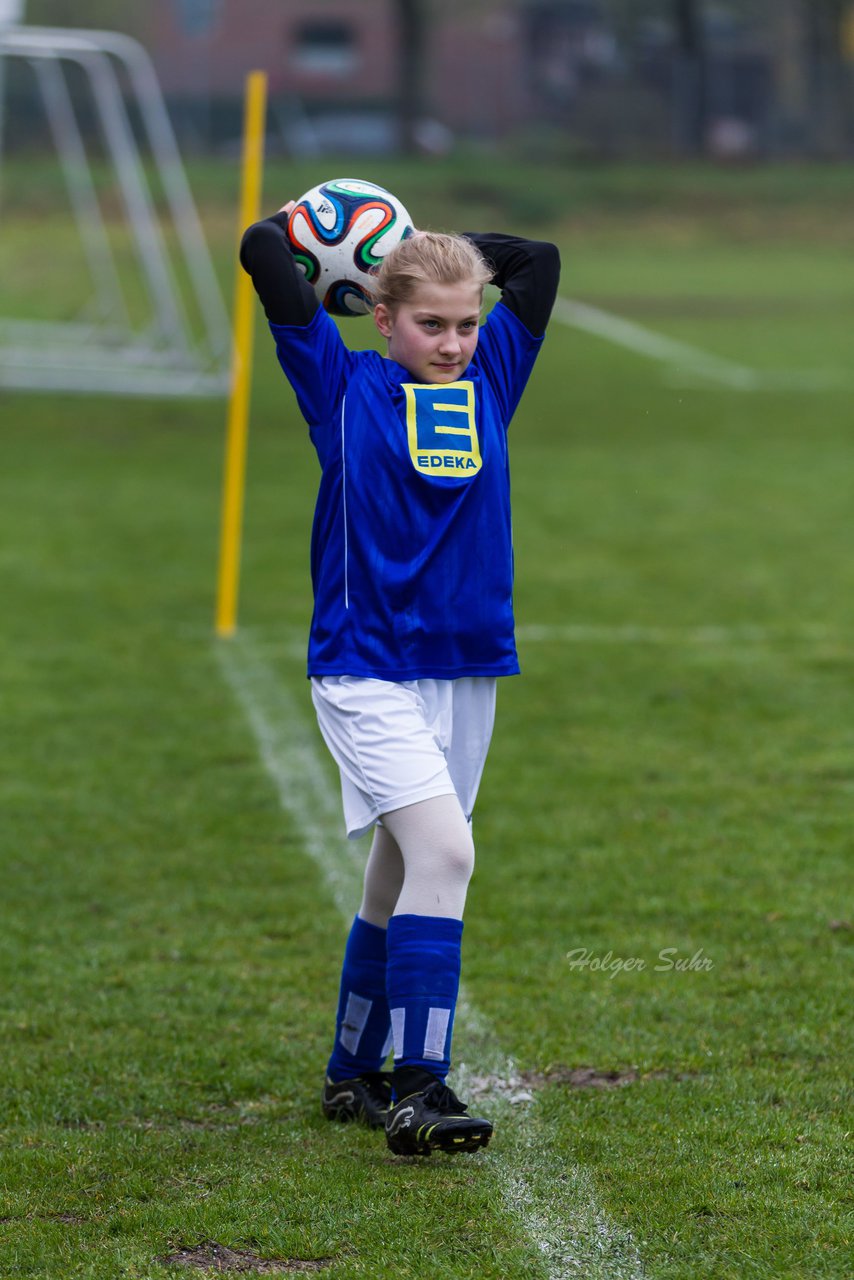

{"left": 326, "top": 915, "right": 392, "bottom": 1082}
{"left": 386, "top": 913, "right": 463, "bottom": 1085}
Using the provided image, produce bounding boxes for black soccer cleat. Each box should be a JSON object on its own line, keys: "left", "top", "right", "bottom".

{"left": 385, "top": 1071, "right": 493, "bottom": 1156}
{"left": 321, "top": 1070, "right": 393, "bottom": 1129}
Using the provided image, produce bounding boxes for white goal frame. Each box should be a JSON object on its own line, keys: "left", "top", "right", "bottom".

{"left": 0, "top": 22, "right": 231, "bottom": 397}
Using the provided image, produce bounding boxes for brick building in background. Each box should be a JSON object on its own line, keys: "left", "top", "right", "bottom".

{"left": 145, "top": 0, "right": 597, "bottom": 151}
{"left": 144, "top": 1, "right": 782, "bottom": 158}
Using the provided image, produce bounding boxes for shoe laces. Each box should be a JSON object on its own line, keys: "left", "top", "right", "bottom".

{"left": 422, "top": 1080, "right": 469, "bottom": 1115}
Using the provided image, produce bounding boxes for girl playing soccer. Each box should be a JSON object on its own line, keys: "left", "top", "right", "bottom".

{"left": 241, "top": 199, "right": 559, "bottom": 1156}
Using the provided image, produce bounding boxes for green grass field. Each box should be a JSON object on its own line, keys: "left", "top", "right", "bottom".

{"left": 1, "top": 157, "right": 852, "bottom": 1279}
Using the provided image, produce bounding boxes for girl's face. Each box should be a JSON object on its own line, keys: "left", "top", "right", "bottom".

{"left": 373, "top": 279, "right": 482, "bottom": 384}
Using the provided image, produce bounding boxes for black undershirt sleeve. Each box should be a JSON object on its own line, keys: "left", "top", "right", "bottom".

{"left": 239, "top": 210, "right": 319, "bottom": 326}
{"left": 462, "top": 232, "right": 561, "bottom": 337}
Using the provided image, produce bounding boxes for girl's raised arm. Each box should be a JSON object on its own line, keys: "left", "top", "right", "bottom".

{"left": 240, "top": 207, "right": 319, "bottom": 327}
{"left": 241, "top": 205, "right": 356, "bottom": 430}
{"left": 463, "top": 232, "right": 560, "bottom": 337}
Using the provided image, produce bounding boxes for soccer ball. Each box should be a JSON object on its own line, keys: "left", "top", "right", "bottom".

{"left": 287, "top": 178, "right": 414, "bottom": 317}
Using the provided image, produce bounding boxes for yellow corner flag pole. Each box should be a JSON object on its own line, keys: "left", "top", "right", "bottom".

{"left": 216, "top": 69, "right": 268, "bottom": 637}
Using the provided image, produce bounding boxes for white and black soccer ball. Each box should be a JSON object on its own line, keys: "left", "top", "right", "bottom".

{"left": 287, "top": 178, "right": 414, "bottom": 317}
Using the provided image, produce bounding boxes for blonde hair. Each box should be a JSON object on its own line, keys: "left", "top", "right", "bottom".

{"left": 371, "top": 232, "right": 493, "bottom": 311}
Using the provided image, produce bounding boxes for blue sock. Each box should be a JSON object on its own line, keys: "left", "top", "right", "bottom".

{"left": 326, "top": 915, "right": 393, "bottom": 1082}
{"left": 386, "top": 913, "right": 463, "bottom": 1083}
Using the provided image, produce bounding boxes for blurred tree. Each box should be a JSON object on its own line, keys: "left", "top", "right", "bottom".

{"left": 672, "top": 0, "right": 707, "bottom": 151}
{"left": 802, "top": 0, "right": 851, "bottom": 151}
{"left": 768, "top": 0, "right": 809, "bottom": 148}
{"left": 394, "top": 0, "right": 427, "bottom": 154}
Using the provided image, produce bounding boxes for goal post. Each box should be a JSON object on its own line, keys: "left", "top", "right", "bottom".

{"left": 0, "top": 22, "right": 232, "bottom": 395}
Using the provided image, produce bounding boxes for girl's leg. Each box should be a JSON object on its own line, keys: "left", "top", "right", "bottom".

{"left": 315, "top": 675, "right": 493, "bottom": 1142}
{"left": 382, "top": 793, "right": 473, "bottom": 920}
{"left": 324, "top": 825, "right": 403, "bottom": 1088}
{"left": 380, "top": 793, "right": 492, "bottom": 1153}
{"left": 358, "top": 823, "right": 405, "bottom": 926}
{"left": 381, "top": 794, "right": 474, "bottom": 1085}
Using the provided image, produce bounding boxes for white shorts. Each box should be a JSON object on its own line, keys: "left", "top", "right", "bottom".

{"left": 310, "top": 675, "right": 497, "bottom": 839}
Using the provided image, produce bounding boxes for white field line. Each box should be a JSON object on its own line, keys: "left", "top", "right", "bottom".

{"left": 553, "top": 296, "right": 847, "bottom": 392}
{"left": 216, "top": 631, "right": 646, "bottom": 1280}
{"left": 232, "top": 620, "right": 841, "bottom": 664}
{"left": 516, "top": 621, "right": 840, "bottom": 647}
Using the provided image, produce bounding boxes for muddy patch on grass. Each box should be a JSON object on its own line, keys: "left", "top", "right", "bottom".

{"left": 463, "top": 1064, "right": 638, "bottom": 1101}
{"left": 526, "top": 1065, "right": 640, "bottom": 1090}
{"left": 463, "top": 1063, "right": 697, "bottom": 1102}
{"left": 526, "top": 1065, "right": 700, "bottom": 1090}
{"left": 159, "top": 1241, "right": 334, "bottom": 1274}
{"left": 0, "top": 1212, "right": 87, "bottom": 1225}
{"left": 132, "top": 1097, "right": 286, "bottom": 1133}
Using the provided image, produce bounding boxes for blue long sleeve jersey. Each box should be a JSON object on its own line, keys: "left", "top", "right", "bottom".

{"left": 241, "top": 217, "right": 560, "bottom": 681}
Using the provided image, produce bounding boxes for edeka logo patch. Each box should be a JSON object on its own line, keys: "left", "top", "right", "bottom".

{"left": 403, "top": 381, "right": 482, "bottom": 478}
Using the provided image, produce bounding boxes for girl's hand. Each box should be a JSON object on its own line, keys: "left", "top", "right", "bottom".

{"left": 279, "top": 200, "right": 296, "bottom": 216}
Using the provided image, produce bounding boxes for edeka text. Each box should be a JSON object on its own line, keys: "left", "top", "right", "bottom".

{"left": 417, "top": 454, "right": 479, "bottom": 471}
